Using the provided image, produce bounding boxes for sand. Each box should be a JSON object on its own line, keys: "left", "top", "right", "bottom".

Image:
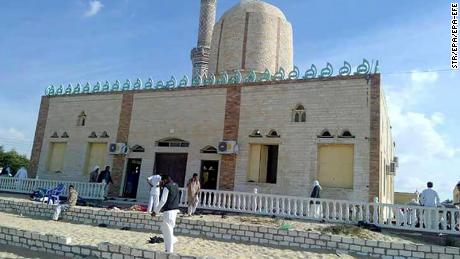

{"left": 0, "top": 212, "right": 356, "bottom": 259}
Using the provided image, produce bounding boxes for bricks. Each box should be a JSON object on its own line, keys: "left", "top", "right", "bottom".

{"left": 219, "top": 86, "right": 242, "bottom": 190}
{"left": 29, "top": 96, "right": 50, "bottom": 178}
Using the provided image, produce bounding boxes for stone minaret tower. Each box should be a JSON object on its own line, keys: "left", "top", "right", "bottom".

{"left": 191, "top": 0, "right": 217, "bottom": 79}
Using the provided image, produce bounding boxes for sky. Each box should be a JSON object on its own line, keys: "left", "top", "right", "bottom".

{"left": 0, "top": 0, "right": 458, "bottom": 200}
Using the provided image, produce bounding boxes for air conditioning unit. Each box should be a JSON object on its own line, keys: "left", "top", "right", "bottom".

{"left": 109, "top": 143, "right": 128, "bottom": 155}
{"left": 218, "top": 141, "right": 238, "bottom": 154}
{"left": 390, "top": 162, "right": 396, "bottom": 174}
{"left": 393, "top": 156, "right": 399, "bottom": 168}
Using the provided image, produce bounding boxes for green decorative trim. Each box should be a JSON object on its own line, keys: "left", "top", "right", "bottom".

{"left": 320, "top": 63, "right": 333, "bottom": 77}
{"left": 339, "top": 61, "right": 352, "bottom": 76}
{"left": 122, "top": 79, "right": 131, "bottom": 91}
{"left": 144, "top": 78, "right": 153, "bottom": 89}
{"left": 44, "top": 59, "right": 380, "bottom": 96}
{"left": 288, "top": 66, "right": 300, "bottom": 80}
{"left": 133, "top": 78, "right": 142, "bottom": 90}
{"left": 244, "top": 70, "right": 257, "bottom": 83}
{"left": 166, "top": 76, "right": 176, "bottom": 88}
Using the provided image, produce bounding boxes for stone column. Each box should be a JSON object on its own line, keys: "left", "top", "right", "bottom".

{"left": 191, "top": 0, "right": 217, "bottom": 79}
{"left": 110, "top": 93, "right": 134, "bottom": 197}
{"left": 29, "top": 96, "right": 50, "bottom": 178}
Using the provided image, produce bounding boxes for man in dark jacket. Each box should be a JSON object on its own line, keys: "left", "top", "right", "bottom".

{"left": 152, "top": 175, "right": 180, "bottom": 253}
{"left": 98, "top": 166, "right": 113, "bottom": 197}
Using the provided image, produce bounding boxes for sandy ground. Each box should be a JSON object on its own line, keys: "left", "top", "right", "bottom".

{"left": 0, "top": 211, "right": 356, "bottom": 259}
{"left": 0, "top": 244, "right": 65, "bottom": 259}
{"left": 185, "top": 213, "right": 423, "bottom": 243}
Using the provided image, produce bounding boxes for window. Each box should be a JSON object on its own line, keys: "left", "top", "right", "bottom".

{"left": 84, "top": 142, "right": 107, "bottom": 174}
{"left": 100, "top": 131, "right": 110, "bottom": 138}
{"left": 318, "top": 129, "right": 333, "bottom": 138}
{"left": 89, "top": 131, "right": 97, "bottom": 138}
{"left": 47, "top": 142, "right": 67, "bottom": 173}
{"left": 267, "top": 129, "right": 280, "bottom": 138}
{"left": 156, "top": 138, "right": 190, "bottom": 147}
{"left": 77, "top": 111, "right": 87, "bottom": 126}
{"left": 200, "top": 145, "right": 218, "bottom": 154}
{"left": 317, "top": 144, "right": 354, "bottom": 189}
{"left": 249, "top": 129, "right": 262, "bottom": 137}
{"left": 247, "top": 144, "right": 278, "bottom": 184}
{"left": 292, "top": 104, "right": 306, "bottom": 122}
{"left": 339, "top": 130, "right": 355, "bottom": 138}
{"left": 131, "top": 145, "right": 145, "bottom": 152}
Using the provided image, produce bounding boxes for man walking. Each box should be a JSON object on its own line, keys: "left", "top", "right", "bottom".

{"left": 152, "top": 175, "right": 180, "bottom": 253}
{"left": 147, "top": 172, "right": 161, "bottom": 213}
{"left": 420, "top": 182, "right": 440, "bottom": 229}
{"left": 52, "top": 185, "right": 78, "bottom": 221}
{"left": 89, "top": 166, "right": 99, "bottom": 183}
{"left": 98, "top": 166, "right": 113, "bottom": 197}
{"left": 186, "top": 173, "right": 201, "bottom": 216}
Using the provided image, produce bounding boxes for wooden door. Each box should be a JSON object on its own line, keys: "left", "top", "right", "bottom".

{"left": 154, "top": 153, "right": 188, "bottom": 187}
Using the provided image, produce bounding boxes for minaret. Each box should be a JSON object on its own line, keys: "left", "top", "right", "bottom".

{"left": 191, "top": 0, "right": 217, "bottom": 79}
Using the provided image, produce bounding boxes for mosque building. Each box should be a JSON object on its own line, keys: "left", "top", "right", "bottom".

{"left": 29, "top": 0, "right": 396, "bottom": 203}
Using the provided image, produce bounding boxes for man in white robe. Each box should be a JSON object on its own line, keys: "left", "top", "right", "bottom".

{"left": 147, "top": 173, "right": 161, "bottom": 213}
{"left": 14, "top": 167, "right": 28, "bottom": 179}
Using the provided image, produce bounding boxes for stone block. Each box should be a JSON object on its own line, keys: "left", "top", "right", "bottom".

{"left": 120, "top": 245, "right": 131, "bottom": 255}
{"left": 131, "top": 249, "right": 143, "bottom": 257}
{"left": 98, "top": 242, "right": 110, "bottom": 251}
{"left": 143, "top": 251, "right": 154, "bottom": 258}
{"left": 404, "top": 243, "right": 417, "bottom": 251}
{"left": 399, "top": 250, "right": 412, "bottom": 257}
{"left": 350, "top": 245, "right": 361, "bottom": 251}
{"left": 412, "top": 252, "right": 425, "bottom": 258}
{"left": 71, "top": 246, "right": 81, "bottom": 254}
{"left": 446, "top": 248, "right": 460, "bottom": 255}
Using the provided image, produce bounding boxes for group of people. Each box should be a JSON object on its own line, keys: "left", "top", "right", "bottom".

{"left": 89, "top": 165, "right": 113, "bottom": 196}
{"left": 0, "top": 165, "right": 28, "bottom": 179}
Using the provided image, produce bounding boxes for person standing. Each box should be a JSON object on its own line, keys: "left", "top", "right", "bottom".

{"left": 89, "top": 166, "right": 100, "bottom": 183}
{"left": 52, "top": 185, "right": 78, "bottom": 221}
{"left": 186, "top": 173, "right": 201, "bottom": 216}
{"left": 98, "top": 166, "right": 114, "bottom": 197}
{"left": 147, "top": 172, "right": 161, "bottom": 213}
{"left": 310, "top": 180, "right": 322, "bottom": 218}
{"left": 14, "top": 166, "right": 28, "bottom": 179}
{"left": 152, "top": 175, "right": 180, "bottom": 253}
{"left": 453, "top": 182, "right": 460, "bottom": 206}
{"left": 420, "top": 182, "right": 441, "bottom": 229}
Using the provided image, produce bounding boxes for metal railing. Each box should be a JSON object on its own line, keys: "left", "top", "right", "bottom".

{"left": 1, "top": 178, "right": 457, "bottom": 234}
{"left": 179, "top": 188, "right": 460, "bottom": 235}
{"left": 0, "top": 177, "right": 105, "bottom": 200}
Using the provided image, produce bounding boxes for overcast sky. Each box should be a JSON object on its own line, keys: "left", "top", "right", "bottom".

{"left": 0, "top": 0, "right": 458, "bottom": 200}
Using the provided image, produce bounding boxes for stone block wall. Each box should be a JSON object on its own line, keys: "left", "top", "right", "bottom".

{"left": 0, "top": 198, "right": 458, "bottom": 259}
{"left": 0, "top": 225, "right": 203, "bottom": 259}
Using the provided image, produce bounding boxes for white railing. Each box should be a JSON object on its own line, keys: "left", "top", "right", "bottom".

{"left": 178, "top": 188, "right": 460, "bottom": 235}
{"left": 0, "top": 177, "right": 105, "bottom": 200}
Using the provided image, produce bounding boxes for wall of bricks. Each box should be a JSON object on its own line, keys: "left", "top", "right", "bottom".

{"left": 0, "top": 225, "right": 201, "bottom": 259}
{"left": 110, "top": 93, "right": 134, "bottom": 197}
{"left": 29, "top": 96, "right": 50, "bottom": 178}
{"left": 0, "top": 198, "right": 458, "bottom": 259}
{"left": 219, "top": 85, "right": 242, "bottom": 190}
